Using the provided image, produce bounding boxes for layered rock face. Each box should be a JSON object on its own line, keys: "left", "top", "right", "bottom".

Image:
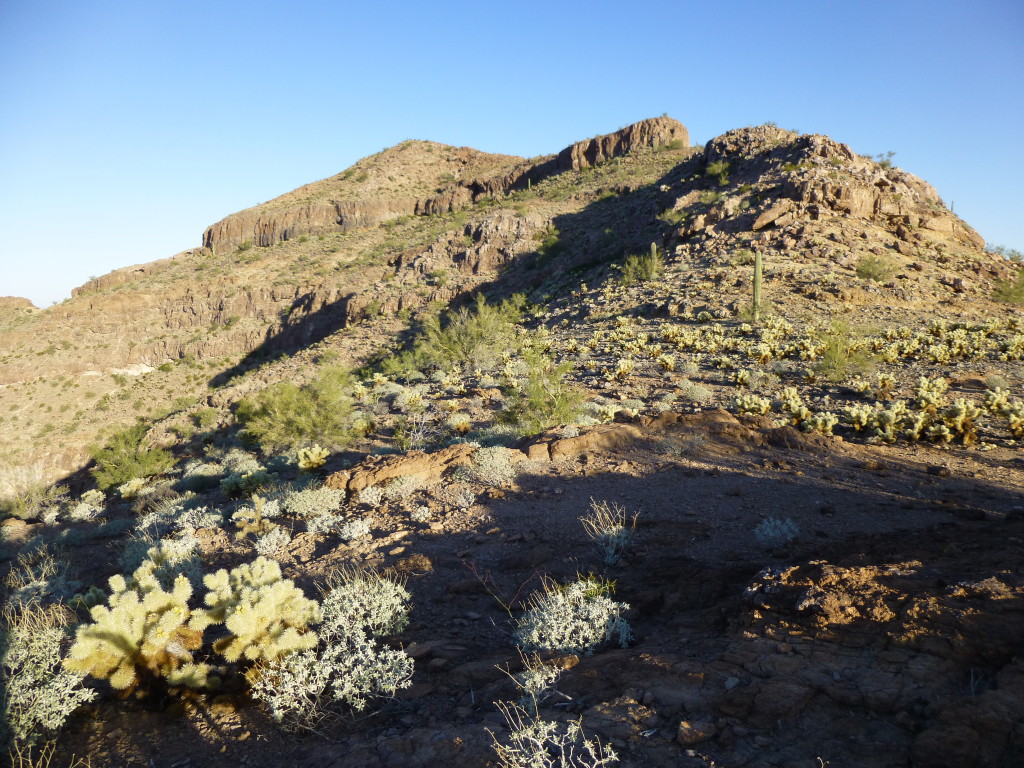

{"left": 202, "top": 118, "right": 690, "bottom": 252}
{"left": 557, "top": 116, "right": 689, "bottom": 171}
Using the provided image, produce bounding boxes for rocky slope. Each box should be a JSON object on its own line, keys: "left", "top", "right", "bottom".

{"left": 2, "top": 114, "right": 1024, "bottom": 768}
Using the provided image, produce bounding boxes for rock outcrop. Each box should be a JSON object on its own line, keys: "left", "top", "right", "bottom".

{"left": 557, "top": 117, "right": 689, "bottom": 171}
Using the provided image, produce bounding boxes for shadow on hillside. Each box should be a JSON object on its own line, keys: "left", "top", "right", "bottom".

{"left": 203, "top": 146, "right": 710, "bottom": 389}
{"left": 208, "top": 290, "right": 356, "bottom": 388}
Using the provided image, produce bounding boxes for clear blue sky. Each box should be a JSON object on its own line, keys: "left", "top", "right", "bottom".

{"left": 1, "top": 0, "right": 1021, "bottom": 307}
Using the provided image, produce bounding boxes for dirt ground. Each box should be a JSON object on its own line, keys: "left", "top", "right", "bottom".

{"left": 34, "top": 412, "right": 1024, "bottom": 768}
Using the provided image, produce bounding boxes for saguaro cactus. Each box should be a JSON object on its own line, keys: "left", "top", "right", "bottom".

{"left": 752, "top": 250, "right": 763, "bottom": 323}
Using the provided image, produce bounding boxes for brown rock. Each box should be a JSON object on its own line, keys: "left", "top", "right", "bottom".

{"left": 676, "top": 719, "right": 718, "bottom": 746}
{"left": 326, "top": 443, "right": 476, "bottom": 493}
{"left": 752, "top": 199, "right": 796, "bottom": 231}
{"left": 557, "top": 117, "right": 689, "bottom": 171}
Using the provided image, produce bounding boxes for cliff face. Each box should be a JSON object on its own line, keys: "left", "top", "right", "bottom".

{"left": 201, "top": 118, "right": 691, "bottom": 252}
{"left": 557, "top": 116, "right": 689, "bottom": 171}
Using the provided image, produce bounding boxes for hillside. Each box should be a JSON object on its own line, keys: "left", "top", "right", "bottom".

{"left": 1, "top": 116, "right": 1023, "bottom": 768}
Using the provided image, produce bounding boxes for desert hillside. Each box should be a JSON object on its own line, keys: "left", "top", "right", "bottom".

{"left": 1, "top": 116, "right": 1023, "bottom": 768}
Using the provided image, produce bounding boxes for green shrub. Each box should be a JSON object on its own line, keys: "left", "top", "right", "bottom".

{"left": 705, "top": 159, "right": 730, "bottom": 185}
{"left": 236, "top": 366, "right": 359, "bottom": 452}
{"left": 616, "top": 247, "right": 663, "bottom": 285}
{"left": 383, "top": 295, "right": 526, "bottom": 375}
{"left": 993, "top": 268, "right": 1024, "bottom": 305}
{"left": 89, "top": 423, "right": 175, "bottom": 491}
{"left": 813, "top": 322, "right": 874, "bottom": 382}
{"left": 855, "top": 253, "right": 896, "bottom": 282}
{"left": 499, "top": 348, "right": 583, "bottom": 434}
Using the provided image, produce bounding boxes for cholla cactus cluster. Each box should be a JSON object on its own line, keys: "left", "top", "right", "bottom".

{"left": 65, "top": 554, "right": 319, "bottom": 692}
{"left": 64, "top": 550, "right": 212, "bottom": 691}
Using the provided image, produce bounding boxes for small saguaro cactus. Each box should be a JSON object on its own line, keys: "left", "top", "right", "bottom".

{"left": 752, "top": 250, "right": 763, "bottom": 324}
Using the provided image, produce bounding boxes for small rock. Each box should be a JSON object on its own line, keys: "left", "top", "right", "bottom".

{"left": 677, "top": 720, "right": 718, "bottom": 746}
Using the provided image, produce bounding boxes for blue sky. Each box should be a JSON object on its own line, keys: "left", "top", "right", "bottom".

{"left": 1, "top": 0, "right": 1021, "bottom": 307}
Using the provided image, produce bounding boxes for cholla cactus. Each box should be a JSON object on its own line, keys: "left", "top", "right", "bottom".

{"left": 874, "top": 372, "right": 896, "bottom": 399}
{"left": 446, "top": 412, "right": 472, "bottom": 434}
{"left": 914, "top": 376, "right": 949, "bottom": 410}
{"left": 198, "top": 557, "right": 320, "bottom": 664}
{"left": 297, "top": 445, "right": 329, "bottom": 472}
{"left": 940, "top": 399, "right": 981, "bottom": 444}
{"left": 656, "top": 353, "right": 676, "bottom": 372}
{"left": 731, "top": 369, "right": 752, "bottom": 387}
{"left": 984, "top": 387, "right": 1011, "bottom": 415}
{"left": 1006, "top": 401, "right": 1024, "bottom": 437}
{"left": 64, "top": 555, "right": 212, "bottom": 691}
{"left": 779, "top": 387, "right": 810, "bottom": 424}
{"left": 801, "top": 412, "right": 839, "bottom": 436}
{"left": 843, "top": 403, "right": 874, "bottom": 431}
{"left": 734, "top": 394, "right": 771, "bottom": 415}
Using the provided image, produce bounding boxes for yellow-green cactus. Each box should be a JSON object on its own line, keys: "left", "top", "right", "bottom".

{"left": 199, "top": 557, "right": 320, "bottom": 663}
{"left": 64, "top": 556, "right": 211, "bottom": 692}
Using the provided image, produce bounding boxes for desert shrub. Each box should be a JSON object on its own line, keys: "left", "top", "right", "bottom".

{"left": 676, "top": 379, "right": 712, "bottom": 404}
{"left": 705, "top": 159, "right": 730, "bottom": 185}
{"left": 90, "top": 422, "right": 175, "bottom": 491}
{"left": 254, "top": 526, "right": 291, "bottom": 556}
{"left": 753, "top": 517, "right": 799, "bottom": 548}
{"left": 248, "top": 569, "right": 413, "bottom": 728}
{"left": 1, "top": 603, "right": 97, "bottom": 749}
{"left": 855, "top": 254, "right": 896, "bottom": 282}
{"left": 383, "top": 294, "right": 526, "bottom": 375}
{"left": 813, "top": 322, "right": 874, "bottom": 382}
{"left": 500, "top": 348, "right": 583, "bottom": 434}
{"left": 490, "top": 701, "right": 618, "bottom": 768}
{"left": 282, "top": 486, "right": 345, "bottom": 520}
{"left": 460, "top": 446, "right": 520, "bottom": 488}
{"left": 339, "top": 518, "right": 371, "bottom": 541}
{"left": 236, "top": 366, "right": 359, "bottom": 452}
{"left": 993, "top": 268, "right": 1024, "bottom": 305}
{"left": 581, "top": 499, "right": 638, "bottom": 567}
{"left": 515, "top": 576, "right": 631, "bottom": 656}
{"left": 616, "top": 247, "right": 663, "bottom": 285}
{"left": 0, "top": 462, "right": 69, "bottom": 521}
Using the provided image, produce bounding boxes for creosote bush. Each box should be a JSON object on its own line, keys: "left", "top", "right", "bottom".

{"left": 382, "top": 294, "right": 526, "bottom": 375}
{"left": 236, "top": 366, "right": 361, "bottom": 452}
{"left": 90, "top": 422, "right": 175, "bottom": 491}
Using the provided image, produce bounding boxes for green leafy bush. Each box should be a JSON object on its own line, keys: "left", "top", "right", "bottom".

{"left": 382, "top": 294, "right": 525, "bottom": 375}
{"left": 89, "top": 422, "right": 175, "bottom": 491}
{"left": 855, "top": 253, "right": 896, "bottom": 282}
{"left": 616, "top": 247, "right": 663, "bottom": 285}
{"left": 499, "top": 348, "right": 583, "bottom": 434}
{"left": 236, "top": 366, "right": 360, "bottom": 452}
{"left": 993, "top": 268, "right": 1024, "bottom": 305}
